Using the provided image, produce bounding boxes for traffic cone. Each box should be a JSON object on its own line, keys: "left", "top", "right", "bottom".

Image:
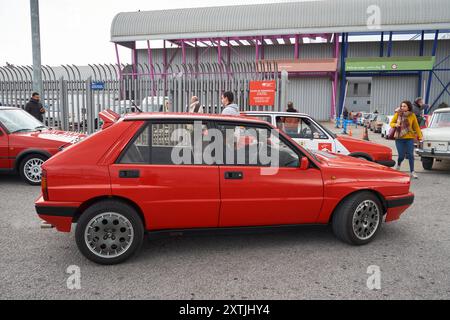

{"left": 362, "top": 127, "right": 370, "bottom": 141}
{"left": 349, "top": 127, "right": 353, "bottom": 137}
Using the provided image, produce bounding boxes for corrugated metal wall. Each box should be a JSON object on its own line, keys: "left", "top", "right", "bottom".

{"left": 371, "top": 77, "right": 418, "bottom": 114}
{"left": 287, "top": 78, "right": 333, "bottom": 120}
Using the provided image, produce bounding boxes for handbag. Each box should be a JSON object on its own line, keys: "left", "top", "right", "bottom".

{"left": 387, "top": 127, "right": 398, "bottom": 140}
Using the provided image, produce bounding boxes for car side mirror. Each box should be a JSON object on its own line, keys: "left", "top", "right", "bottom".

{"left": 299, "top": 157, "right": 309, "bottom": 170}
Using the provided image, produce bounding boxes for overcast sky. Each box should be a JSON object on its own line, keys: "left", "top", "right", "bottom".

{"left": 0, "top": 0, "right": 318, "bottom": 66}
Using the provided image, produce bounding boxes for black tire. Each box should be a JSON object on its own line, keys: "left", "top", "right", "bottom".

{"left": 332, "top": 192, "right": 383, "bottom": 245}
{"left": 19, "top": 154, "right": 47, "bottom": 185}
{"left": 422, "top": 157, "right": 434, "bottom": 171}
{"left": 75, "top": 200, "right": 144, "bottom": 265}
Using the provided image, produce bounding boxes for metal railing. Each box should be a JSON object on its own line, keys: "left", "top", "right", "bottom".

{"left": 0, "top": 61, "right": 285, "bottom": 134}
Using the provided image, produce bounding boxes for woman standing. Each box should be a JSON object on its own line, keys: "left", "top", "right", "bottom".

{"left": 390, "top": 101, "right": 423, "bottom": 179}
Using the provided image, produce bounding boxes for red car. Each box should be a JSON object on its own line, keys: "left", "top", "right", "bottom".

{"left": 0, "top": 106, "right": 85, "bottom": 185}
{"left": 36, "top": 111, "right": 414, "bottom": 265}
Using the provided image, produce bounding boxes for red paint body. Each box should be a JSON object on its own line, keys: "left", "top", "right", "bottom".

{"left": 36, "top": 113, "right": 413, "bottom": 234}
{"left": 0, "top": 107, "right": 85, "bottom": 173}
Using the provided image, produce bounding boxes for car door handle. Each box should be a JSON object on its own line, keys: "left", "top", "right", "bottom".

{"left": 224, "top": 171, "right": 243, "bottom": 180}
{"left": 119, "top": 170, "right": 140, "bottom": 178}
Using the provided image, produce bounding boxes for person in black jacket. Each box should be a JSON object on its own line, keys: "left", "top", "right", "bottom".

{"left": 25, "top": 92, "right": 45, "bottom": 122}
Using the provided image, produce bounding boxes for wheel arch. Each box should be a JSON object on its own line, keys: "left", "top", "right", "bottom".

{"left": 15, "top": 149, "right": 52, "bottom": 170}
{"left": 328, "top": 189, "right": 387, "bottom": 224}
{"left": 73, "top": 195, "right": 146, "bottom": 228}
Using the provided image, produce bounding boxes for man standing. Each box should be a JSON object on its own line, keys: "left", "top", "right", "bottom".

{"left": 286, "top": 101, "right": 298, "bottom": 113}
{"left": 188, "top": 96, "right": 204, "bottom": 113}
{"left": 413, "top": 97, "right": 430, "bottom": 125}
{"left": 221, "top": 91, "right": 240, "bottom": 116}
{"left": 25, "top": 92, "right": 45, "bottom": 122}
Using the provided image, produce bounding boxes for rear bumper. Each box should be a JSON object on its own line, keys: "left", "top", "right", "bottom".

{"left": 35, "top": 196, "right": 79, "bottom": 233}
{"left": 385, "top": 193, "right": 414, "bottom": 222}
{"left": 416, "top": 149, "right": 450, "bottom": 159}
{"left": 375, "top": 159, "right": 396, "bottom": 167}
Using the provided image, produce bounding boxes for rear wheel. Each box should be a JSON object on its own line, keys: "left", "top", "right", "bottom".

{"left": 422, "top": 157, "right": 434, "bottom": 170}
{"left": 332, "top": 192, "right": 382, "bottom": 245}
{"left": 75, "top": 200, "right": 144, "bottom": 265}
{"left": 19, "top": 154, "right": 47, "bottom": 185}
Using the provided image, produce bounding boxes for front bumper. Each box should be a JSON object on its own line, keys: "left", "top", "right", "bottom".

{"left": 375, "top": 159, "right": 396, "bottom": 167}
{"left": 416, "top": 149, "right": 450, "bottom": 159}
{"left": 35, "top": 196, "right": 79, "bottom": 233}
{"left": 385, "top": 193, "right": 414, "bottom": 222}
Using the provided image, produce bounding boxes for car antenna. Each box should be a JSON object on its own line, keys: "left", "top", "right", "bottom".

{"left": 131, "top": 101, "right": 143, "bottom": 113}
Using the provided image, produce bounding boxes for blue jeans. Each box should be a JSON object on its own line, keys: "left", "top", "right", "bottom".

{"left": 395, "top": 139, "right": 415, "bottom": 172}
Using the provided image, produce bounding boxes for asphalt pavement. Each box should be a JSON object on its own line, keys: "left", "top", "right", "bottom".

{"left": 0, "top": 125, "right": 449, "bottom": 300}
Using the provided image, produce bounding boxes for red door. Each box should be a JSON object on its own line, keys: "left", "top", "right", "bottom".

{"left": 0, "top": 127, "right": 10, "bottom": 169}
{"left": 216, "top": 123, "right": 324, "bottom": 227}
{"left": 109, "top": 121, "right": 221, "bottom": 231}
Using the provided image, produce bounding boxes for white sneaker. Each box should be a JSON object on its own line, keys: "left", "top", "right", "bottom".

{"left": 411, "top": 171, "right": 418, "bottom": 179}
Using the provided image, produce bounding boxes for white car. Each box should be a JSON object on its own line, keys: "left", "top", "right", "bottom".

{"left": 416, "top": 107, "right": 450, "bottom": 170}
{"left": 381, "top": 115, "right": 394, "bottom": 139}
{"left": 242, "top": 111, "right": 395, "bottom": 167}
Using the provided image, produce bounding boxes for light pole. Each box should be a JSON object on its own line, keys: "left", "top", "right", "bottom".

{"left": 30, "top": 0, "right": 42, "bottom": 96}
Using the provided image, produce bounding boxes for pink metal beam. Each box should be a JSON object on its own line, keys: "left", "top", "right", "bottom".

{"left": 331, "top": 33, "right": 340, "bottom": 119}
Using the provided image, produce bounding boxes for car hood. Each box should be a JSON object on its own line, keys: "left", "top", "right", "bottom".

{"left": 422, "top": 127, "right": 450, "bottom": 141}
{"left": 313, "top": 151, "right": 394, "bottom": 171}
{"left": 336, "top": 135, "right": 391, "bottom": 153}
{"left": 14, "top": 129, "right": 86, "bottom": 144}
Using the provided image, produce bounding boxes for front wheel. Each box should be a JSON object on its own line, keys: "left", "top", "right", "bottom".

{"left": 75, "top": 200, "right": 144, "bottom": 265}
{"left": 422, "top": 157, "right": 434, "bottom": 170}
{"left": 19, "top": 154, "right": 47, "bottom": 185}
{"left": 332, "top": 192, "right": 382, "bottom": 245}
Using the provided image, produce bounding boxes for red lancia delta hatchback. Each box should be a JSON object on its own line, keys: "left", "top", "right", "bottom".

{"left": 36, "top": 111, "right": 414, "bottom": 265}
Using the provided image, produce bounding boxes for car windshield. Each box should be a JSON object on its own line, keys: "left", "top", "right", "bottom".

{"left": 0, "top": 108, "right": 45, "bottom": 133}
{"left": 429, "top": 112, "right": 450, "bottom": 128}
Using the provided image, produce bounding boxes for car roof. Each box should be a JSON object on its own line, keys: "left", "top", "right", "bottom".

{"left": 0, "top": 106, "right": 21, "bottom": 110}
{"left": 123, "top": 112, "right": 271, "bottom": 125}
{"left": 242, "top": 111, "right": 310, "bottom": 117}
{"left": 434, "top": 107, "right": 450, "bottom": 113}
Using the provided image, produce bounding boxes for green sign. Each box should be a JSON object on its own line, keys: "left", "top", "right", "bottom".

{"left": 346, "top": 56, "right": 435, "bottom": 72}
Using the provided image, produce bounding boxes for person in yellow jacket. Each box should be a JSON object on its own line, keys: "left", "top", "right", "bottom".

{"left": 390, "top": 101, "right": 423, "bottom": 179}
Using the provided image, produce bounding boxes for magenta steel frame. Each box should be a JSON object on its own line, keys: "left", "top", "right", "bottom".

{"left": 115, "top": 33, "right": 340, "bottom": 115}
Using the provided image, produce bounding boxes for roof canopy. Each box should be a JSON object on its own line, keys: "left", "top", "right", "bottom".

{"left": 111, "top": 0, "right": 450, "bottom": 43}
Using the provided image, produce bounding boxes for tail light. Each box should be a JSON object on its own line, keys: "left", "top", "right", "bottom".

{"left": 41, "top": 169, "right": 49, "bottom": 201}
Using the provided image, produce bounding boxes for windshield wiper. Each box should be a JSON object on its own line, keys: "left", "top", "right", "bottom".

{"left": 11, "top": 129, "right": 34, "bottom": 133}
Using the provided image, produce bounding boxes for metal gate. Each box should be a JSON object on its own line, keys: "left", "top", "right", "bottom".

{"left": 0, "top": 61, "right": 286, "bottom": 134}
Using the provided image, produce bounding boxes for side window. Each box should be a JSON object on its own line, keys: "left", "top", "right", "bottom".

{"left": 252, "top": 115, "right": 272, "bottom": 124}
{"left": 276, "top": 116, "right": 328, "bottom": 140}
{"left": 217, "top": 124, "right": 299, "bottom": 168}
{"left": 119, "top": 125, "right": 150, "bottom": 164}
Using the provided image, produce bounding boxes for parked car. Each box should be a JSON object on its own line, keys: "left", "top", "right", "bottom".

{"left": 35, "top": 111, "right": 414, "bottom": 265}
{"left": 242, "top": 111, "right": 395, "bottom": 167}
{"left": 370, "top": 114, "right": 386, "bottom": 133}
{"left": 357, "top": 113, "right": 370, "bottom": 126}
{"left": 416, "top": 107, "right": 450, "bottom": 170}
{"left": 381, "top": 115, "right": 394, "bottom": 138}
{"left": 363, "top": 113, "right": 376, "bottom": 128}
{"left": 0, "top": 106, "right": 85, "bottom": 185}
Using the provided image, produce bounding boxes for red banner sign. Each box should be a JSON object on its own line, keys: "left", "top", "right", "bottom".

{"left": 249, "top": 80, "right": 276, "bottom": 106}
